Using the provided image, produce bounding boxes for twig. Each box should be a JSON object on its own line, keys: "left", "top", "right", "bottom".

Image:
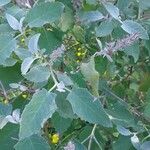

{"left": 49, "top": 68, "right": 71, "bottom": 93}
{"left": 93, "top": 136, "right": 103, "bottom": 150}
{"left": 88, "top": 124, "right": 97, "bottom": 150}
{"left": 50, "top": 68, "right": 58, "bottom": 85}
{"left": 82, "top": 135, "right": 91, "bottom": 144}
{"left": 0, "top": 81, "right": 8, "bottom": 100}
{"left": 82, "top": 124, "right": 101, "bottom": 150}
{"left": 64, "top": 87, "right": 71, "bottom": 92}
{"left": 11, "top": 137, "right": 19, "bottom": 141}
{"left": 49, "top": 83, "right": 57, "bottom": 92}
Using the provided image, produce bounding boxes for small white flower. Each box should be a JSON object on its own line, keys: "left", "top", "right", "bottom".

{"left": 56, "top": 81, "right": 66, "bottom": 92}
{"left": 6, "top": 109, "right": 21, "bottom": 124}
{"left": 131, "top": 134, "right": 140, "bottom": 150}
{"left": 93, "top": 97, "right": 98, "bottom": 102}
{"left": 19, "top": 85, "right": 28, "bottom": 91}
{"left": 64, "top": 141, "right": 75, "bottom": 150}
{"left": 108, "top": 115, "right": 114, "bottom": 120}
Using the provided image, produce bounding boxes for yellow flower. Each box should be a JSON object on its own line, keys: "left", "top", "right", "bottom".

{"left": 46, "top": 28, "right": 53, "bottom": 31}
{"left": 22, "top": 94, "right": 28, "bottom": 99}
{"left": 51, "top": 134, "right": 59, "bottom": 144}
{"left": 3, "top": 99, "right": 8, "bottom": 104}
{"left": 77, "top": 52, "right": 82, "bottom": 57}
{"left": 81, "top": 52, "right": 85, "bottom": 56}
{"left": 77, "top": 47, "right": 82, "bottom": 51}
{"left": 21, "top": 38, "right": 25, "bottom": 42}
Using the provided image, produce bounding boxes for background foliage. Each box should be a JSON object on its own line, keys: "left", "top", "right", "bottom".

{"left": 0, "top": 0, "right": 150, "bottom": 149}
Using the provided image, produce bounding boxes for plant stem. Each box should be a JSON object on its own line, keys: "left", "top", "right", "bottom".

{"left": 48, "top": 67, "right": 58, "bottom": 92}
{"left": 0, "top": 81, "right": 8, "bottom": 100}
{"left": 49, "top": 84, "right": 57, "bottom": 92}
{"left": 49, "top": 66, "right": 72, "bottom": 93}
{"left": 88, "top": 124, "right": 97, "bottom": 150}
{"left": 50, "top": 68, "right": 58, "bottom": 85}
{"left": 93, "top": 136, "right": 103, "bottom": 150}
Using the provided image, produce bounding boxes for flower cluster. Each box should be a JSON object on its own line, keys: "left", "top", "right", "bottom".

{"left": 96, "top": 33, "right": 139, "bottom": 61}
{"left": 72, "top": 0, "right": 82, "bottom": 11}
{"left": 72, "top": 0, "right": 83, "bottom": 22}
{"left": 50, "top": 44, "right": 65, "bottom": 64}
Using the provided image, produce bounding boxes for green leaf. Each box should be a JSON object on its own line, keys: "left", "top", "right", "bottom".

{"left": 140, "top": 141, "right": 150, "bottom": 150}
{"left": 121, "top": 20, "right": 149, "bottom": 40}
{"left": 144, "top": 89, "right": 150, "bottom": 119}
{"left": 0, "top": 24, "right": 15, "bottom": 35}
{"left": 104, "top": 2, "right": 120, "bottom": 21}
{"left": 139, "top": 73, "right": 150, "bottom": 92}
{"left": 0, "top": 0, "right": 11, "bottom": 6}
{"left": 67, "top": 88, "right": 112, "bottom": 127}
{"left": 107, "top": 102, "right": 136, "bottom": 127}
{"left": 72, "top": 25, "right": 85, "bottom": 43}
{"left": 113, "top": 135, "right": 132, "bottom": 150}
{"left": 79, "top": 10, "right": 104, "bottom": 24}
{"left": 6, "top": 13, "right": 20, "bottom": 31}
{"left": 5, "top": 4, "right": 26, "bottom": 19}
{"left": 21, "top": 57, "right": 37, "bottom": 75}
{"left": 144, "top": 39, "right": 150, "bottom": 56}
{"left": 28, "top": 34, "right": 41, "bottom": 54}
{"left": 0, "top": 63, "right": 23, "bottom": 89}
{"left": 146, "top": 89, "right": 150, "bottom": 102}
{"left": 56, "top": 92, "right": 75, "bottom": 119}
{"left": 25, "top": 2, "right": 64, "bottom": 27}
{"left": 117, "top": 125, "right": 132, "bottom": 136}
{"left": 58, "top": 6, "right": 74, "bottom": 32}
{"left": 116, "top": 0, "right": 130, "bottom": 10}
{"left": 15, "top": 134, "right": 51, "bottom": 150}
{"left": 81, "top": 56, "right": 99, "bottom": 96}
{"left": 0, "top": 103, "right": 12, "bottom": 117}
{"left": 124, "top": 42, "right": 140, "bottom": 62}
{"left": 2, "top": 57, "right": 17, "bottom": 67}
{"left": 70, "top": 72, "right": 87, "bottom": 88}
{"left": 19, "top": 89, "right": 57, "bottom": 139}
{"left": 56, "top": 72, "right": 73, "bottom": 86}
{"left": 14, "top": 48, "right": 32, "bottom": 60}
{"left": 139, "top": 0, "right": 150, "bottom": 11}
{"left": 95, "top": 20, "right": 114, "bottom": 37}
{"left": 12, "top": 95, "right": 29, "bottom": 111}
{"left": 24, "top": 65, "right": 50, "bottom": 83}
{"left": 74, "top": 140, "right": 87, "bottom": 150}
{"left": 0, "top": 103, "right": 12, "bottom": 129}
{"left": 0, "top": 34, "right": 17, "bottom": 64}
{"left": 51, "top": 112, "right": 72, "bottom": 134}
{"left": 0, "top": 123, "right": 19, "bottom": 150}
{"left": 39, "top": 29, "right": 63, "bottom": 53}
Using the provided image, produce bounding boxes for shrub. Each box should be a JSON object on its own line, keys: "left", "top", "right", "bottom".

{"left": 0, "top": 0, "right": 150, "bottom": 149}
